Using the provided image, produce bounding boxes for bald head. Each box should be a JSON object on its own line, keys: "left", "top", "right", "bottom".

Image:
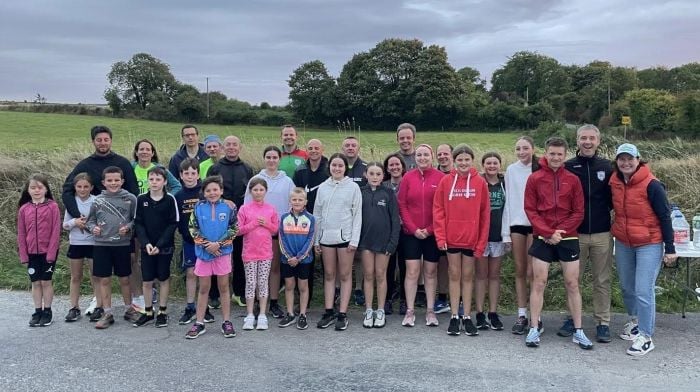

{"left": 223, "top": 135, "right": 241, "bottom": 160}
{"left": 307, "top": 138, "right": 323, "bottom": 162}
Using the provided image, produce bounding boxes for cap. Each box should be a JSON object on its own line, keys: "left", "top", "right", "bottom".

{"left": 203, "top": 134, "right": 222, "bottom": 146}
{"left": 615, "top": 143, "right": 639, "bottom": 158}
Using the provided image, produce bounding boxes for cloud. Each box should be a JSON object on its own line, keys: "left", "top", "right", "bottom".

{"left": 0, "top": 0, "right": 697, "bottom": 105}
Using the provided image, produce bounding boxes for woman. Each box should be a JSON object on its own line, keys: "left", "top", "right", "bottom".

{"left": 314, "top": 153, "right": 362, "bottom": 331}
{"left": 132, "top": 139, "right": 182, "bottom": 195}
{"left": 243, "top": 145, "right": 295, "bottom": 319}
{"left": 502, "top": 136, "right": 539, "bottom": 334}
{"left": 610, "top": 143, "right": 676, "bottom": 356}
{"left": 397, "top": 144, "right": 444, "bottom": 327}
{"left": 382, "top": 153, "right": 406, "bottom": 315}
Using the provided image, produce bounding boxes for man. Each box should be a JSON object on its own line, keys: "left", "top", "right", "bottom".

{"left": 396, "top": 123, "right": 417, "bottom": 169}
{"left": 434, "top": 143, "right": 453, "bottom": 314}
{"left": 168, "top": 125, "right": 208, "bottom": 178}
{"left": 199, "top": 134, "right": 223, "bottom": 180}
{"left": 208, "top": 136, "right": 254, "bottom": 306}
{"left": 279, "top": 125, "right": 308, "bottom": 177}
{"left": 341, "top": 136, "right": 367, "bottom": 305}
{"left": 523, "top": 137, "right": 592, "bottom": 350}
{"left": 561, "top": 124, "right": 614, "bottom": 343}
{"left": 292, "top": 139, "right": 329, "bottom": 310}
{"left": 62, "top": 125, "right": 140, "bottom": 320}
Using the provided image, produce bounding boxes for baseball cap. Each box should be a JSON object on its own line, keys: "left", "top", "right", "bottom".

{"left": 203, "top": 134, "right": 222, "bottom": 146}
{"left": 615, "top": 143, "right": 639, "bottom": 158}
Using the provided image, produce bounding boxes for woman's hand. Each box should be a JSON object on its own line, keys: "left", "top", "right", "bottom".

{"left": 663, "top": 253, "right": 678, "bottom": 266}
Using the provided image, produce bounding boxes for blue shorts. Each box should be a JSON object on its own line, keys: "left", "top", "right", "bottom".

{"left": 180, "top": 242, "right": 196, "bottom": 272}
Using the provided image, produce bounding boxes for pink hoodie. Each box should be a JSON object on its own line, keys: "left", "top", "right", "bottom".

{"left": 237, "top": 200, "right": 279, "bottom": 262}
{"left": 17, "top": 199, "right": 61, "bottom": 263}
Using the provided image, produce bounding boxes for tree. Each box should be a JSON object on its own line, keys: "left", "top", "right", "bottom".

{"left": 174, "top": 84, "right": 204, "bottom": 122}
{"left": 105, "top": 53, "right": 177, "bottom": 111}
{"left": 33, "top": 93, "right": 46, "bottom": 104}
{"left": 490, "top": 51, "right": 570, "bottom": 104}
{"left": 623, "top": 89, "right": 677, "bottom": 132}
{"left": 457, "top": 66, "right": 487, "bottom": 92}
{"left": 288, "top": 60, "right": 338, "bottom": 125}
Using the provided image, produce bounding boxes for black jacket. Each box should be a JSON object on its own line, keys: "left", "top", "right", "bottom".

{"left": 565, "top": 152, "right": 613, "bottom": 234}
{"left": 358, "top": 185, "right": 400, "bottom": 254}
{"left": 208, "top": 157, "right": 254, "bottom": 208}
{"left": 134, "top": 193, "right": 179, "bottom": 252}
{"left": 293, "top": 157, "right": 329, "bottom": 214}
{"left": 62, "top": 152, "right": 139, "bottom": 218}
{"left": 174, "top": 182, "right": 202, "bottom": 243}
{"left": 348, "top": 158, "right": 368, "bottom": 187}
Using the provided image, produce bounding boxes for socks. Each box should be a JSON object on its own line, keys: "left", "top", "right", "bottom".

{"left": 145, "top": 306, "right": 153, "bottom": 315}
{"left": 159, "top": 306, "right": 167, "bottom": 314}
{"left": 518, "top": 307, "right": 527, "bottom": 317}
{"left": 186, "top": 302, "right": 195, "bottom": 310}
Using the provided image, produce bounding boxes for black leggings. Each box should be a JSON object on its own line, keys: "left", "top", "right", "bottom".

{"left": 386, "top": 236, "right": 407, "bottom": 301}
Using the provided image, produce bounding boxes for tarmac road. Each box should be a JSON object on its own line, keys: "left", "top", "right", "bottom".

{"left": 1, "top": 290, "right": 697, "bottom": 391}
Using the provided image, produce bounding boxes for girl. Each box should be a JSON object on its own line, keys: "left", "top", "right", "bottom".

{"left": 17, "top": 174, "right": 61, "bottom": 327}
{"left": 186, "top": 176, "right": 239, "bottom": 339}
{"left": 314, "top": 153, "right": 362, "bottom": 331}
{"left": 244, "top": 146, "right": 295, "bottom": 319}
{"left": 475, "top": 152, "right": 507, "bottom": 331}
{"left": 238, "top": 178, "right": 279, "bottom": 331}
{"left": 358, "top": 162, "right": 400, "bottom": 328}
{"left": 62, "top": 173, "right": 100, "bottom": 322}
{"left": 398, "top": 144, "right": 444, "bottom": 327}
{"left": 502, "top": 136, "right": 540, "bottom": 335}
{"left": 382, "top": 153, "right": 406, "bottom": 315}
{"left": 433, "top": 144, "right": 490, "bottom": 336}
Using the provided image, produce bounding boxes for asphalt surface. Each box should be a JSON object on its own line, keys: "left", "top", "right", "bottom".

{"left": 1, "top": 289, "right": 698, "bottom": 391}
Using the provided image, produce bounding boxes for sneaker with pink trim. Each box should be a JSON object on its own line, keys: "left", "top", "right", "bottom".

{"left": 425, "top": 310, "right": 439, "bottom": 327}
{"left": 402, "top": 309, "right": 415, "bottom": 327}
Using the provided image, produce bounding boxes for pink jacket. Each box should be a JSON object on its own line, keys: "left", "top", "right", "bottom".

{"left": 398, "top": 167, "right": 445, "bottom": 235}
{"left": 237, "top": 200, "right": 279, "bottom": 262}
{"left": 17, "top": 200, "right": 61, "bottom": 263}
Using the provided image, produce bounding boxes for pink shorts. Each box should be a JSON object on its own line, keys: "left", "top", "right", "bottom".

{"left": 194, "top": 254, "right": 232, "bottom": 277}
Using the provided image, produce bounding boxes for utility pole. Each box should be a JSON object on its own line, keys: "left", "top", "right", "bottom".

{"left": 206, "top": 77, "right": 210, "bottom": 120}
{"left": 607, "top": 69, "right": 611, "bottom": 117}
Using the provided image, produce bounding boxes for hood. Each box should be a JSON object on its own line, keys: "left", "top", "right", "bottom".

{"left": 324, "top": 176, "right": 353, "bottom": 186}
{"left": 219, "top": 156, "right": 244, "bottom": 166}
{"left": 101, "top": 188, "right": 132, "bottom": 197}
{"left": 257, "top": 169, "right": 287, "bottom": 181}
{"left": 447, "top": 167, "right": 479, "bottom": 200}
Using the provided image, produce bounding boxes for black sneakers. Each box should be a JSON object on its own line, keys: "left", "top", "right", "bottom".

{"left": 447, "top": 316, "right": 461, "bottom": 336}
{"left": 475, "top": 312, "right": 490, "bottom": 330}
{"left": 65, "top": 307, "right": 81, "bottom": 322}
{"left": 203, "top": 308, "right": 215, "bottom": 323}
{"left": 317, "top": 311, "right": 335, "bottom": 329}
{"left": 133, "top": 312, "right": 155, "bottom": 327}
{"left": 89, "top": 307, "right": 104, "bottom": 322}
{"left": 269, "top": 303, "right": 285, "bottom": 319}
{"left": 29, "top": 311, "right": 42, "bottom": 327}
{"left": 279, "top": 313, "right": 296, "bottom": 328}
{"left": 296, "top": 314, "right": 308, "bottom": 330}
{"left": 335, "top": 313, "right": 349, "bottom": 331}
{"left": 179, "top": 308, "right": 196, "bottom": 325}
{"left": 488, "top": 312, "right": 504, "bottom": 330}
{"left": 155, "top": 313, "right": 168, "bottom": 328}
{"left": 39, "top": 309, "right": 53, "bottom": 326}
{"left": 463, "top": 318, "right": 479, "bottom": 336}
{"left": 512, "top": 316, "right": 528, "bottom": 335}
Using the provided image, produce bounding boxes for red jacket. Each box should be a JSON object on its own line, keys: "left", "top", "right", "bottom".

{"left": 433, "top": 167, "right": 491, "bottom": 256}
{"left": 17, "top": 199, "right": 61, "bottom": 263}
{"left": 398, "top": 167, "right": 444, "bottom": 235}
{"left": 609, "top": 164, "right": 663, "bottom": 247}
{"left": 524, "top": 157, "right": 584, "bottom": 239}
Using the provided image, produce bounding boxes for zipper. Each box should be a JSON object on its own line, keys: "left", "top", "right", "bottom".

{"left": 586, "top": 159, "right": 592, "bottom": 233}
{"left": 35, "top": 204, "right": 40, "bottom": 254}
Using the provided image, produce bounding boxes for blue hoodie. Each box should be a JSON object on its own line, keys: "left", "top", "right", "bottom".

{"left": 189, "top": 199, "right": 239, "bottom": 261}
{"left": 279, "top": 209, "right": 315, "bottom": 265}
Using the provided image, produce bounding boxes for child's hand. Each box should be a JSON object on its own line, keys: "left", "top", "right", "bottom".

{"left": 257, "top": 216, "right": 266, "bottom": 226}
{"left": 92, "top": 226, "right": 101, "bottom": 236}
{"left": 314, "top": 245, "right": 322, "bottom": 255}
{"left": 75, "top": 216, "right": 87, "bottom": 230}
{"left": 145, "top": 243, "right": 159, "bottom": 255}
{"left": 204, "top": 241, "right": 221, "bottom": 256}
{"left": 118, "top": 225, "right": 129, "bottom": 236}
{"left": 347, "top": 245, "right": 357, "bottom": 253}
{"left": 288, "top": 257, "right": 298, "bottom": 267}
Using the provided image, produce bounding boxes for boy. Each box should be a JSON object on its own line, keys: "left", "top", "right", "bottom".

{"left": 174, "top": 158, "right": 215, "bottom": 324}
{"left": 523, "top": 137, "right": 592, "bottom": 349}
{"left": 133, "top": 167, "right": 179, "bottom": 327}
{"left": 278, "top": 188, "right": 316, "bottom": 330}
{"left": 86, "top": 166, "right": 137, "bottom": 329}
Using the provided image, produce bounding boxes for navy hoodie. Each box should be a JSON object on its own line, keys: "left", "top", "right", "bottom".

{"left": 175, "top": 182, "right": 202, "bottom": 244}
{"left": 358, "top": 184, "right": 400, "bottom": 254}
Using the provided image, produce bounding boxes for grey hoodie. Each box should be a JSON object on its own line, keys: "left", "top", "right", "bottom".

{"left": 313, "top": 176, "right": 362, "bottom": 247}
{"left": 86, "top": 189, "right": 137, "bottom": 246}
{"left": 243, "top": 169, "right": 295, "bottom": 218}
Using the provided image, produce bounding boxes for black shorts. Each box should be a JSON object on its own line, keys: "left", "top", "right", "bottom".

{"left": 180, "top": 242, "right": 196, "bottom": 271}
{"left": 320, "top": 242, "right": 349, "bottom": 249}
{"left": 510, "top": 225, "right": 533, "bottom": 236}
{"left": 446, "top": 248, "right": 474, "bottom": 257}
{"left": 27, "top": 254, "right": 55, "bottom": 282}
{"left": 93, "top": 245, "right": 132, "bottom": 278}
{"left": 528, "top": 238, "right": 580, "bottom": 263}
{"left": 281, "top": 262, "right": 312, "bottom": 280}
{"left": 66, "top": 245, "right": 94, "bottom": 260}
{"left": 141, "top": 252, "right": 174, "bottom": 282}
{"left": 402, "top": 233, "right": 440, "bottom": 262}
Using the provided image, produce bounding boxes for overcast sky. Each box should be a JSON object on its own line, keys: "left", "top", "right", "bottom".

{"left": 1, "top": 0, "right": 698, "bottom": 105}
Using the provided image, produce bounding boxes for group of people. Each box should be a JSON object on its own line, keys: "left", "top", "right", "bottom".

{"left": 16, "top": 122, "right": 677, "bottom": 356}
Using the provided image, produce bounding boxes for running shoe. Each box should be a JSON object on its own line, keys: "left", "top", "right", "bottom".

{"left": 178, "top": 308, "right": 196, "bottom": 325}
{"left": 124, "top": 306, "right": 141, "bottom": 323}
{"left": 620, "top": 320, "right": 639, "bottom": 341}
{"left": 433, "top": 299, "right": 450, "bottom": 314}
{"left": 296, "top": 314, "right": 309, "bottom": 330}
{"left": 256, "top": 314, "right": 269, "bottom": 330}
{"left": 557, "top": 318, "right": 575, "bottom": 337}
{"left": 512, "top": 316, "right": 528, "bottom": 335}
{"left": 222, "top": 320, "right": 236, "bottom": 338}
{"left": 596, "top": 325, "right": 612, "bottom": 343}
{"left": 335, "top": 313, "right": 349, "bottom": 331}
{"left": 354, "top": 289, "right": 366, "bottom": 306}
{"left": 475, "top": 312, "right": 489, "bottom": 330}
{"left": 363, "top": 309, "right": 374, "bottom": 328}
{"left": 89, "top": 307, "right": 104, "bottom": 322}
{"left": 525, "top": 327, "right": 541, "bottom": 347}
{"left": 279, "top": 313, "right": 296, "bottom": 328}
{"left": 85, "top": 297, "right": 97, "bottom": 316}
{"left": 204, "top": 308, "right": 215, "bottom": 323}
{"left": 463, "top": 318, "right": 478, "bottom": 336}
{"left": 29, "top": 311, "right": 41, "bottom": 327}
{"left": 133, "top": 312, "right": 154, "bottom": 327}
{"left": 208, "top": 298, "right": 221, "bottom": 309}
{"left": 317, "top": 311, "right": 335, "bottom": 329}
{"left": 185, "top": 323, "right": 206, "bottom": 339}
{"left": 155, "top": 313, "right": 168, "bottom": 328}
{"left": 447, "top": 316, "right": 460, "bottom": 336}
{"left": 39, "top": 309, "right": 53, "bottom": 327}
{"left": 65, "top": 307, "right": 81, "bottom": 322}
{"left": 231, "top": 295, "right": 245, "bottom": 307}
{"left": 425, "top": 310, "right": 439, "bottom": 327}
{"left": 242, "top": 314, "right": 255, "bottom": 330}
{"left": 95, "top": 313, "right": 115, "bottom": 329}
{"left": 373, "top": 309, "right": 386, "bottom": 328}
{"left": 627, "top": 335, "right": 654, "bottom": 356}
{"left": 269, "top": 303, "right": 285, "bottom": 319}
{"left": 488, "top": 312, "right": 504, "bottom": 330}
{"left": 402, "top": 309, "right": 415, "bottom": 327}
{"left": 573, "top": 329, "right": 594, "bottom": 350}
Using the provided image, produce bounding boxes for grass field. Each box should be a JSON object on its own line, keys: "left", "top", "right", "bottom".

{"left": 0, "top": 110, "right": 697, "bottom": 314}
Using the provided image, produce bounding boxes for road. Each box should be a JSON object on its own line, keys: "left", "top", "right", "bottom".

{"left": 1, "top": 290, "right": 697, "bottom": 391}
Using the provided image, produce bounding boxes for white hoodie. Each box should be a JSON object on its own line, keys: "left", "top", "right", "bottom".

{"left": 244, "top": 169, "right": 295, "bottom": 219}
{"left": 314, "top": 176, "right": 362, "bottom": 247}
{"left": 501, "top": 160, "right": 533, "bottom": 242}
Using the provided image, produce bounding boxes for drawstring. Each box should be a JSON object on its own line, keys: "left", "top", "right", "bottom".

{"left": 465, "top": 172, "right": 471, "bottom": 199}
{"left": 448, "top": 173, "right": 458, "bottom": 200}
{"left": 448, "top": 171, "right": 473, "bottom": 200}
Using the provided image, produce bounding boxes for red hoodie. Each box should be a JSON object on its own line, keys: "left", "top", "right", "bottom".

{"left": 433, "top": 167, "right": 491, "bottom": 256}
{"left": 524, "top": 156, "right": 584, "bottom": 239}
{"left": 398, "top": 167, "right": 444, "bottom": 235}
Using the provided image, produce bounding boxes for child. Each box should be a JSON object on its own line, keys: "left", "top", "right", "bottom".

{"left": 358, "top": 163, "right": 400, "bottom": 328}
{"left": 18, "top": 173, "right": 61, "bottom": 327}
{"left": 174, "top": 158, "right": 215, "bottom": 325}
{"left": 85, "top": 166, "right": 137, "bottom": 329}
{"left": 278, "top": 188, "right": 316, "bottom": 330}
{"left": 186, "top": 175, "right": 239, "bottom": 339}
{"left": 133, "top": 166, "right": 179, "bottom": 327}
{"left": 433, "top": 144, "right": 490, "bottom": 336}
{"left": 475, "top": 152, "right": 507, "bottom": 331}
{"left": 62, "top": 172, "right": 100, "bottom": 322}
{"left": 238, "top": 178, "right": 279, "bottom": 331}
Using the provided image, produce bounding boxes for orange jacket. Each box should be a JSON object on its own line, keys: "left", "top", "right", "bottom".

{"left": 610, "top": 164, "right": 662, "bottom": 247}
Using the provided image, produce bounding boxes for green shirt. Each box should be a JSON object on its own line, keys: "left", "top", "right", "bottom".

{"left": 200, "top": 158, "right": 215, "bottom": 180}
{"left": 134, "top": 163, "right": 156, "bottom": 194}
